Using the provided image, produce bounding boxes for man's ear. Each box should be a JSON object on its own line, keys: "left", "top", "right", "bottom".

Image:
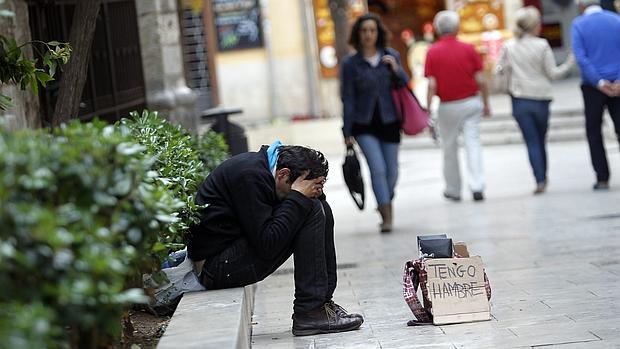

{"left": 276, "top": 168, "right": 290, "bottom": 181}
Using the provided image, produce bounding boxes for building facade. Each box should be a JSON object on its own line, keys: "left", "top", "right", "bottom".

{"left": 1, "top": 0, "right": 584, "bottom": 131}
{"left": 211, "top": 0, "right": 581, "bottom": 126}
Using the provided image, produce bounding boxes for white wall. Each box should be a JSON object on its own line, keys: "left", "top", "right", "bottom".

{"left": 216, "top": 0, "right": 312, "bottom": 125}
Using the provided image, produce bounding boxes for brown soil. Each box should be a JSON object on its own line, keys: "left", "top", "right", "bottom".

{"left": 120, "top": 309, "right": 170, "bottom": 349}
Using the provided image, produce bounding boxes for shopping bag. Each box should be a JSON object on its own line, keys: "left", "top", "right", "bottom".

{"left": 342, "top": 144, "right": 365, "bottom": 210}
{"left": 143, "top": 247, "right": 205, "bottom": 315}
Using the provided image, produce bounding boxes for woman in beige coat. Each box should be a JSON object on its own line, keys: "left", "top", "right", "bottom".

{"left": 496, "top": 6, "right": 575, "bottom": 194}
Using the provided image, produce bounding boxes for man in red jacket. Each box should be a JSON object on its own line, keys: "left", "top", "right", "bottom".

{"left": 188, "top": 141, "right": 363, "bottom": 336}
{"left": 425, "top": 10, "right": 491, "bottom": 202}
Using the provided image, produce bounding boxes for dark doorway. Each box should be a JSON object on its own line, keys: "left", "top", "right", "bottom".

{"left": 27, "top": 0, "right": 146, "bottom": 125}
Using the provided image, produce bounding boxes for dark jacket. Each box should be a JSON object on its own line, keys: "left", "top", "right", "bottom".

{"left": 187, "top": 146, "right": 315, "bottom": 261}
{"left": 340, "top": 47, "right": 409, "bottom": 138}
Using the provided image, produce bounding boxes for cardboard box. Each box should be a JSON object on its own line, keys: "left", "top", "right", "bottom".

{"left": 424, "top": 256, "right": 490, "bottom": 325}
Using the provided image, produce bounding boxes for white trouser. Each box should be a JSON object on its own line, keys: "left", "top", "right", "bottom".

{"left": 437, "top": 95, "right": 485, "bottom": 196}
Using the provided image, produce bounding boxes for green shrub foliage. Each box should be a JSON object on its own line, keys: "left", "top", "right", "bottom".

{"left": 0, "top": 113, "right": 229, "bottom": 348}
{"left": 120, "top": 110, "right": 229, "bottom": 249}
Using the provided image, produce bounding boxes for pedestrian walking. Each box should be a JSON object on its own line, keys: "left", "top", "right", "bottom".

{"left": 571, "top": 0, "right": 620, "bottom": 190}
{"left": 187, "top": 142, "right": 364, "bottom": 336}
{"left": 340, "top": 13, "right": 410, "bottom": 233}
{"left": 424, "top": 10, "right": 491, "bottom": 202}
{"left": 496, "top": 6, "right": 575, "bottom": 194}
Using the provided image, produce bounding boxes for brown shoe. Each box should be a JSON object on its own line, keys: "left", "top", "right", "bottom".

{"left": 292, "top": 303, "right": 363, "bottom": 336}
{"left": 533, "top": 182, "right": 546, "bottom": 195}
{"left": 326, "top": 300, "right": 364, "bottom": 322}
{"left": 378, "top": 203, "right": 393, "bottom": 233}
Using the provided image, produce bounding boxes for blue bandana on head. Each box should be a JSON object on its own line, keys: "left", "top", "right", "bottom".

{"left": 267, "top": 139, "right": 282, "bottom": 174}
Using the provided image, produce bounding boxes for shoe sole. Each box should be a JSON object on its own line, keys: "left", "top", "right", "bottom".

{"left": 292, "top": 321, "right": 363, "bottom": 336}
{"left": 443, "top": 193, "right": 461, "bottom": 202}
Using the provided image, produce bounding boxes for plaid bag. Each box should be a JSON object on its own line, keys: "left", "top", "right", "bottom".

{"left": 403, "top": 259, "right": 432, "bottom": 325}
{"left": 403, "top": 257, "right": 492, "bottom": 326}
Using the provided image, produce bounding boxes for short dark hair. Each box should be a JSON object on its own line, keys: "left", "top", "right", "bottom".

{"left": 276, "top": 146, "right": 328, "bottom": 183}
{"left": 348, "top": 13, "right": 391, "bottom": 52}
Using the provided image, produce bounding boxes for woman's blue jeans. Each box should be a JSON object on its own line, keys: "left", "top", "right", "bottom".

{"left": 511, "top": 97, "right": 551, "bottom": 184}
{"left": 355, "top": 134, "right": 399, "bottom": 206}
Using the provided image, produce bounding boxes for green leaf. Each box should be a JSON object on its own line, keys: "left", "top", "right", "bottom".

{"left": 48, "top": 60, "right": 57, "bottom": 78}
{"left": 152, "top": 242, "right": 167, "bottom": 253}
{"left": 34, "top": 71, "right": 53, "bottom": 87}
{"left": 48, "top": 41, "right": 61, "bottom": 46}
{"left": 6, "top": 37, "right": 19, "bottom": 61}
{"left": 0, "top": 93, "right": 13, "bottom": 110}
{"left": 28, "top": 75, "right": 38, "bottom": 95}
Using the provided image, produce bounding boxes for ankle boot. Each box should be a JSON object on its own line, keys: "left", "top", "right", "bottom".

{"left": 292, "top": 303, "right": 363, "bottom": 336}
{"left": 378, "top": 203, "right": 392, "bottom": 233}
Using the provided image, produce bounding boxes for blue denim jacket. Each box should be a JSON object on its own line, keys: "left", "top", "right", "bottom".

{"left": 340, "top": 47, "right": 409, "bottom": 138}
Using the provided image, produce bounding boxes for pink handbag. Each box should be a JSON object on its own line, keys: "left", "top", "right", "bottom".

{"left": 391, "top": 86, "right": 429, "bottom": 136}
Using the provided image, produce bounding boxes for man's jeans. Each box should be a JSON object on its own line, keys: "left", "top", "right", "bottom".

{"left": 355, "top": 134, "right": 399, "bottom": 205}
{"left": 581, "top": 84, "right": 620, "bottom": 182}
{"left": 511, "top": 97, "right": 551, "bottom": 184}
{"left": 437, "top": 95, "right": 485, "bottom": 196}
{"left": 200, "top": 199, "right": 337, "bottom": 313}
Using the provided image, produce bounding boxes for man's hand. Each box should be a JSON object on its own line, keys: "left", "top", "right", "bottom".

{"left": 610, "top": 81, "right": 620, "bottom": 96}
{"left": 598, "top": 80, "right": 619, "bottom": 97}
{"left": 291, "top": 172, "right": 326, "bottom": 199}
{"left": 482, "top": 104, "right": 491, "bottom": 118}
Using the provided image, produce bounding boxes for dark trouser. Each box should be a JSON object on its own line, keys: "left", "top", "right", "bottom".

{"left": 200, "top": 199, "right": 337, "bottom": 313}
{"left": 511, "top": 97, "right": 551, "bottom": 184}
{"left": 581, "top": 84, "right": 620, "bottom": 182}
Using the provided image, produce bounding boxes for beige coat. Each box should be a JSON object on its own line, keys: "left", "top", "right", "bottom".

{"left": 496, "top": 35, "right": 575, "bottom": 100}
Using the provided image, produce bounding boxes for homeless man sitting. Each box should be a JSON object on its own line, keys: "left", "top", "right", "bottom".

{"left": 187, "top": 141, "right": 364, "bottom": 336}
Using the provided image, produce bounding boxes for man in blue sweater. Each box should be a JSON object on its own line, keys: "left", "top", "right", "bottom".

{"left": 572, "top": 0, "right": 620, "bottom": 190}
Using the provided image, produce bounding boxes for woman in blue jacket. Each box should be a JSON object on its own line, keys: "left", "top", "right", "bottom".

{"left": 340, "top": 13, "right": 409, "bottom": 233}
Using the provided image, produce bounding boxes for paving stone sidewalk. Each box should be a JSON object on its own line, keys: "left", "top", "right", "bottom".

{"left": 251, "top": 140, "right": 620, "bottom": 349}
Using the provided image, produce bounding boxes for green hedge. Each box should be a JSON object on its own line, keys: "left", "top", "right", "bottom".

{"left": 120, "top": 110, "right": 228, "bottom": 253}
{"left": 0, "top": 112, "right": 229, "bottom": 348}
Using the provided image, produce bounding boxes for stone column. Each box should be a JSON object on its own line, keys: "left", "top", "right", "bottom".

{"left": 135, "top": 0, "right": 197, "bottom": 132}
{"left": 0, "top": 0, "right": 40, "bottom": 130}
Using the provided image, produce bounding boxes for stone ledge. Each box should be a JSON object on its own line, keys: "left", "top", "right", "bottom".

{"left": 157, "top": 284, "right": 256, "bottom": 349}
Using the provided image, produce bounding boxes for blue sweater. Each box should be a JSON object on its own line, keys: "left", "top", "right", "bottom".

{"left": 571, "top": 9, "right": 620, "bottom": 86}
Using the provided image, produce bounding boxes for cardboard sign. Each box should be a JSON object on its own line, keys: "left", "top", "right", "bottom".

{"left": 453, "top": 241, "right": 470, "bottom": 257}
{"left": 425, "top": 256, "right": 490, "bottom": 325}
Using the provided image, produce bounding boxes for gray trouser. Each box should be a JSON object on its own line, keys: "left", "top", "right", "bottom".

{"left": 437, "top": 95, "right": 485, "bottom": 196}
